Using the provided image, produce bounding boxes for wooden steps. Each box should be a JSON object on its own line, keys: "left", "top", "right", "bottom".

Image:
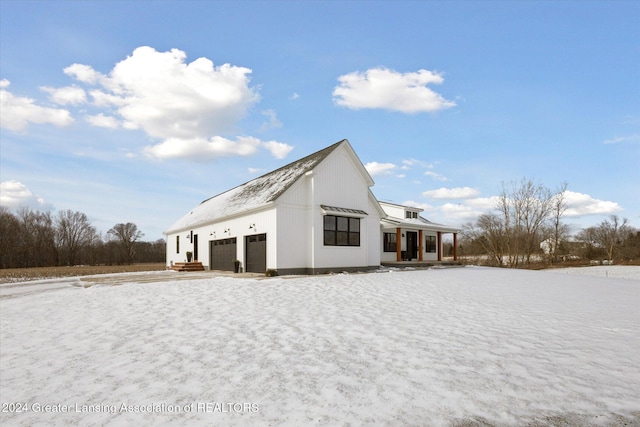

{"left": 170, "top": 261, "right": 205, "bottom": 272}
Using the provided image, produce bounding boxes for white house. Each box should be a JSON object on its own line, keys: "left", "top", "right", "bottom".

{"left": 165, "top": 139, "right": 459, "bottom": 274}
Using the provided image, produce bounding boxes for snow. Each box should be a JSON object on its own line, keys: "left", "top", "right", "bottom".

{"left": 1, "top": 267, "right": 639, "bottom": 426}
{"left": 543, "top": 265, "right": 640, "bottom": 281}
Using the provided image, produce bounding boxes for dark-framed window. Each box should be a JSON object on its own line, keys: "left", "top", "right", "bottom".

{"left": 426, "top": 235, "right": 437, "bottom": 253}
{"left": 176, "top": 236, "right": 180, "bottom": 253}
{"left": 324, "top": 215, "right": 360, "bottom": 246}
{"left": 383, "top": 232, "right": 397, "bottom": 252}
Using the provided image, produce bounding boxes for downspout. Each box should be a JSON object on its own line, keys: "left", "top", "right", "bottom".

{"left": 306, "top": 170, "right": 315, "bottom": 273}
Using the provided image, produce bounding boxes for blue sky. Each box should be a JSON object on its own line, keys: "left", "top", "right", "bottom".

{"left": 1, "top": 0, "right": 638, "bottom": 241}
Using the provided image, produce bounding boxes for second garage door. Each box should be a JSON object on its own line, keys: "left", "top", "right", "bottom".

{"left": 245, "top": 233, "right": 266, "bottom": 273}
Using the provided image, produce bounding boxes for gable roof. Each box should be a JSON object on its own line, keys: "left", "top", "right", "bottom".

{"left": 165, "top": 139, "right": 346, "bottom": 233}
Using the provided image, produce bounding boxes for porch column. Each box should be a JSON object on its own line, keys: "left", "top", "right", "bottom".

{"left": 396, "top": 227, "right": 402, "bottom": 262}
{"left": 418, "top": 230, "right": 423, "bottom": 261}
{"left": 453, "top": 232, "right": 458, "bottom": 261}
{"left": 437, "top": 231, "right": 442, "bottom": 262}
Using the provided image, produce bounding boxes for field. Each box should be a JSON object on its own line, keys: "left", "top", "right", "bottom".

{"left": 0, "top": 263, "right": 166, "bottom": 284}
{"left": 1, "top": 266, "right": 639, "bottom": 426}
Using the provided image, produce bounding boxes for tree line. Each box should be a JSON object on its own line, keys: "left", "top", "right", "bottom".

{"left": 460, "top": 179, "right": 638, "bottom": 267}
{"left": 0, "top": 207, "right": 165, "bottom": 269}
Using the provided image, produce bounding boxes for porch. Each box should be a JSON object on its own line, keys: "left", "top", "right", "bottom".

{"left": 381, "top": 224, "right": 460, "bottom": 263}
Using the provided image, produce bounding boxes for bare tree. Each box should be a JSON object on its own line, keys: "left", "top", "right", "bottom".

{"left": 496, "top": 187, "right": 517, "bottom": 267}
{"left": 548, "top": 182, "right": 569, "bottom": 263}
{"left": 0, "top": 207, "right": 21, "bottom": 268}
{"left": 107, "top": 222, "right": 144, "bottom": 264}
{"left": 16, "top": 208, "right": 56, "bottom": 267}
{"left": 463, "top": 214, "right": 506, "bottom": 266}
{"left": 55, "top": 210, "right": 97, "bottom": 266}
{"left": 594, "top": 215, "right": 630, "bottom": 262}
{"left": 516, "top": 179, "right": 554, "bottom": 264}
{"left": 471, "top": 178, "right": 568, "bottom": 268}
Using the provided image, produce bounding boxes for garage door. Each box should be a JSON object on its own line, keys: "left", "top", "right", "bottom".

{"left": 245, "top": 233, "right": 266, "bottom": 273}
{"left": 209, "top": 238, "right": 237, "bottom": 271}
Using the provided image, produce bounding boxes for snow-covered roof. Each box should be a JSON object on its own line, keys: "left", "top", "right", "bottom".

{"left": 165, "top": 140, "right": 345, "bottom": 233}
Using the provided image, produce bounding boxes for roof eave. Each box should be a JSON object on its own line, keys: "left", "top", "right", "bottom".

{"left": 164, "top": 201, "right": 276, "bottom": 235}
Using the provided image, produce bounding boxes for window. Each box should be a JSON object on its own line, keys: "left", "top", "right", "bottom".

{"left": 405, "top": 211, "right": 418, "bottom": 219}
{"left": 324, "top": 215, "right": 360, "bottom": 246}
{"left": 176, "top": 236, "right": 180, "bottom": 253}
{"left": 406, "top": 211, "right": 412, "bottom": 219}
{"left": 383, "top": 232, "right": 397, "bottom": 252}
{"left": 425, "top": 235, "right": 437, "bottom": 253}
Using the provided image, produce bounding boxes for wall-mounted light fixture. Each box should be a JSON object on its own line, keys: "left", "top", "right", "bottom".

{"left": 249, "top": 223, "right": 256, "bottom": 230}
{"left": 224, "top": 228, "right": 230, "bottom": 234}
{"left": 210, "top": 231, "right": 216, "bottom": 237}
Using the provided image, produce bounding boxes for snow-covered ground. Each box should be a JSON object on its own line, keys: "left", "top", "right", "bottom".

{"left": 1, "top": 266, "right": 639, "bottom": 426}
{"left": 543, "top": 265, "right": 640, "bottom": 280}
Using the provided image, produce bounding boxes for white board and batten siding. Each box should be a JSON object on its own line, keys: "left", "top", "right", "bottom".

{"left": 274, "top": 143, "right": 381, "bottom": 274}
{"left": 309, "top": 146, "right": 380, "bottom": 272}
{"left": 167, "top": 208, "right": 277, "bottom": 271}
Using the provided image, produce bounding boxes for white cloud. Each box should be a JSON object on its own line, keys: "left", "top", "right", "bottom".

{"left": 424, "top": 171, "right": 448, "bottom": 182}
{"left": 262, "top": 140, "right": 294, "bottom": 159}
{"left": 564, "top": 191, "right": 622, "bottom": 217}
{"left": 365, "top": 162, "right": 397, "bottom": 176}
{"left": 432, "top": 191, "right": 621, "bottom": 224}
{"left": 0, "top": 180, "right": 51, "bottom": 210}
{"left": 603, "top": 134, "right": 640, "bottom": 145}
{"left": 88, "top": 47, "right": 259, "bottom": 139}
{"left": 289, "top": 92, "right": 300, "bottom": 100}
{"left": 59, "top": 46, "right": 292, "bottom": 160}
{"left": 41, "top": 85, "right": 87, "bottom": 105}
{"left": 402, "top": 200, "right": 435, "bottom": 212}
{"left": 0, "top": 79, "right": 74, "bottom": 131}
{"left": 259, "top": 109, "right": 282, "bottom": 131}
{"left": 143, "top": 135, "right": 262, "bottom": 160}
{"left": 333, "top": 67, "right": 456, "bottom": 113}
{"left": 466, "top": 196, "right": 501, "bottom": 211}
{"left": 64, "top": 63, "right": 102, "bottom": 84}
{"left": 85, "top": 113, "right": 119, "bottom": 129}
{"left": 439, "top": 202, "right": 486, "bottom": 221}
{"left": 402, "top": 158, "right": 435, "bottom": 170}
{"left": 423, "top": 187, "right": 480, "bottom": 199}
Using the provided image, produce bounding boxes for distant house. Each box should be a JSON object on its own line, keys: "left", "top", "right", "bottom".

{"left": 165, "top": 139, "right": 459, "bottom": 274}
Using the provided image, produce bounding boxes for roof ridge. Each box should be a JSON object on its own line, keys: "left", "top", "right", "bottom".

{"left": 200, "top": 139, "right": 347, "bottom": 205}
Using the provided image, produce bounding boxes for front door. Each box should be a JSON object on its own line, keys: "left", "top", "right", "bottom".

{"left": 406, "top": 231, "right": 418, "bottom": 260}
{"left": 193, "top": 234, "right": 198, "bottom": 261}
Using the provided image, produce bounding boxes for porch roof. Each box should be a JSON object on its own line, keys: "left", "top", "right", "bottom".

{"left": 381, "top": 217, "right": 460, "bottom": 233}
